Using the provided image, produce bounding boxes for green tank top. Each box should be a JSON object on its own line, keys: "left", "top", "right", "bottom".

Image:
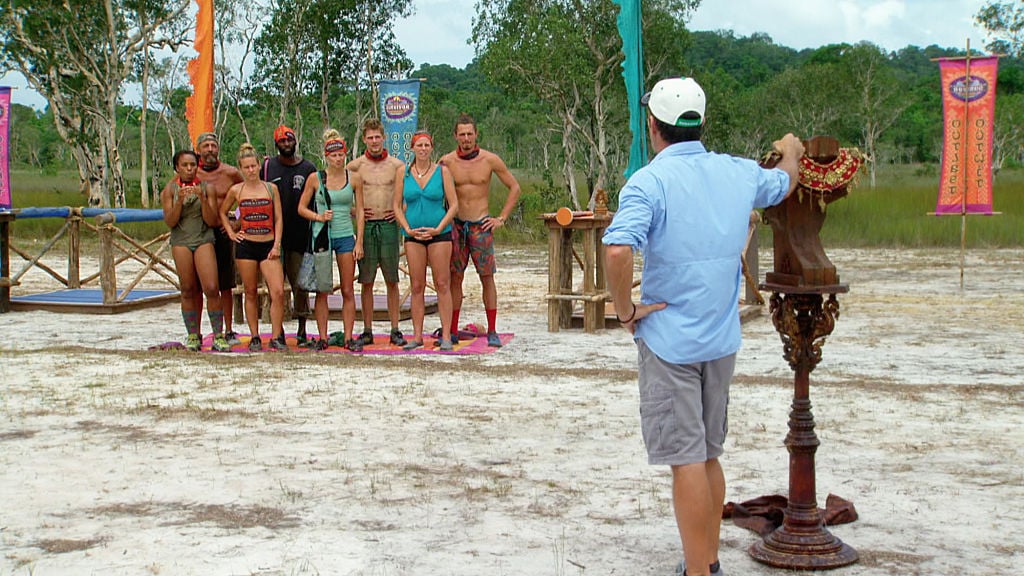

{"left": 312, "top": 170, "right": 355, "bottom": 241}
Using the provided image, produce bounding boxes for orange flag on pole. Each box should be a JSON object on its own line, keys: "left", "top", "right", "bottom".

{"left": 935, "top": 56, "right": 999, "bottom": 215}
{"left": 186, "top": 0, "right": 214, "bottom": 147}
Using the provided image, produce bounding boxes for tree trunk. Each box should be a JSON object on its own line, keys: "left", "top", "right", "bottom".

{"left": 139, "top": 11, "right": 150, "bottom": 208}
{"left": 559, "top": 110, "right": 581, "bottom": 211}
{"left": 105, "top": 92, "right": 126, "bottom": 208}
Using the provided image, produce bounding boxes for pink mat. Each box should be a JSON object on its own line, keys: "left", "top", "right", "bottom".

{"left": 194, "top": 332, "right": 513, "bottom": 355}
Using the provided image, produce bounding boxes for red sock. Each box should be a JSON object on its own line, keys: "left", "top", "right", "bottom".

{"left": 486, "top": 308, "right": 497, "bottom": 333}
{"left": 451, "top": 308, "right": 461, "bottom": 332}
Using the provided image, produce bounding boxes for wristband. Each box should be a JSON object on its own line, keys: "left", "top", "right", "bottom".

{"left": 617, "top": 302, "right": 636, "bottom": 323}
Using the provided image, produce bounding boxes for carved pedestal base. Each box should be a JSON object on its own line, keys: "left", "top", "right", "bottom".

{"left": 749, "top": 502, "right": 859, "bottom": 570}
{"left": 750, "top": 287, "right": 857, "bottom": 570}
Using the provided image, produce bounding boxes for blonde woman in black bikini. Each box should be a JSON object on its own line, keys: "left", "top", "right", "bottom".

{"left": 219, "top": 143, "right": 287, "bottom": 351}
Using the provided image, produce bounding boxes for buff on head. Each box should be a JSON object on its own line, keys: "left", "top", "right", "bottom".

{"left": 322, "top": 128, "right": 347, "bottom": 156}
{"left": 274, "top": 125, "right": 296, "bottom": 142}
{"left": 325, "top": 139, "right": 347, "bottom": 155}
{"left": 196, "top": 132, "right": 219, "bottom": 146}
{"left": 411, "top": 132, "right": 433, "bottom": 146}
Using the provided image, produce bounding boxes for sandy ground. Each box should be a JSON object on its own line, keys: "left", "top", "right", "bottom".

{"left": 1, "top": 246, "right": 1022, "bottom": 576}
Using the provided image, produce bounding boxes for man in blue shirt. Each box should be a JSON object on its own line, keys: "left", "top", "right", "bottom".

{"left": 603, "top": 77, "right": 804, "bottom": 576}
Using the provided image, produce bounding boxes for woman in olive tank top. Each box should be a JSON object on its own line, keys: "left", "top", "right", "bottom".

{"left": 161, "top": 149, "right": 230, "bottom": 352}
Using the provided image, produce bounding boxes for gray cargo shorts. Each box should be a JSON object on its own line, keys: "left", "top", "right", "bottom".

{"left": 636, "top": 339, "right": 735, "bottom": 466}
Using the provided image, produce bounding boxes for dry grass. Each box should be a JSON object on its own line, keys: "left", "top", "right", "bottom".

{"left": 92, "top": 501, "right": 299, "bottom": 530}
{"left": 33, "top": 537, "right": 106, "bottom": 554}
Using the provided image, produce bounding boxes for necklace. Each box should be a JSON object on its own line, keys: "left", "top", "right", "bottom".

{"left": 412, "top": 163, "right": 432, "bottom": 178}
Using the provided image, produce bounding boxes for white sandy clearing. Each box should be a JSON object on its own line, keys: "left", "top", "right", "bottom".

{"left": 0, "top": 247, "right": 1022, "bottom": 576}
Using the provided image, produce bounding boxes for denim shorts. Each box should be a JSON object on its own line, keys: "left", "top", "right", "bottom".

{"left": 636, "top": 339, "right": 735, "bottom": 466}
{"left": 331, "top": 235, "right": 355, "bottom": 254}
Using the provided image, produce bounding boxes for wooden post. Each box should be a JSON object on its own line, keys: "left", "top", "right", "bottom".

{"left": 557, "top": 229, "right": 573, "bottom": 328}
{"left": 97, "top": 214, "right": 117, "bottom": 305}
{"left": 0, "top": 212, "right": 13, "bottom": 313}
{"left": 744, "top": 217, "right": 759, "bottom": 304}
{"left": 959, "top": 39, "right": 972, "bottom": 291}
{"left": 546, "top": 225, "right": 561, "bottom": 331}
{"left": 582, "top": 227, "right": 599, "bottom": 332}
{"left": 68, "top": 211, "right": 81, "bottom": 288}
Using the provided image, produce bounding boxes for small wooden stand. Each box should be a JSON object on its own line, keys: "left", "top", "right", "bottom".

{"left": 541, "top": 211, "right": 612, "bottom": 333}
{"left": 749, "top": 285, "right": 857, "bottom": 570}
{"left": 750, "top": 136, "right": 859, "bottom": 570}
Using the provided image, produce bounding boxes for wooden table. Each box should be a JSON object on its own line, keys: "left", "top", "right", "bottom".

{"left": 540, "top": 211, "right": 613, "bottom": 332}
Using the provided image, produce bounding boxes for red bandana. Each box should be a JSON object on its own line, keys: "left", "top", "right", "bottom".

{"left": 365, "top": 149, "right": 389, "bottom": 162}
{"left": 324, "top": 138, "right": 347, "bottom": 155}
{"left": 456, "top": 146, "right": 480, "bottom": 161}
{"left": 176, "top": 178, "right": 197, "bottom": 188}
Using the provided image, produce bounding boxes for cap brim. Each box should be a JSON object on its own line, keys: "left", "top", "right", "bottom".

{"left": 640, "top": 91, "right": 651, "bottom": 106}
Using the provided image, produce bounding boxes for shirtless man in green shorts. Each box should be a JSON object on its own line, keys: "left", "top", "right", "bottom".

{"left": 345, "top": 118, "right": 407, "bottom": 347}
{"left": 440, "top": 113, "right": 521, "bottom": 347}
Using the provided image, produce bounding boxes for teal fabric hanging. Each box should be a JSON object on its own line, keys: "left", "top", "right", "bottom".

{"left": 614, "top": 0, "right": 648, "bottom": 178}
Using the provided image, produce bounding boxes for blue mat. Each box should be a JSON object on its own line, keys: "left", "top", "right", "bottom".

{"left": 12, "top": 289, "right": 176, "bottom": 304}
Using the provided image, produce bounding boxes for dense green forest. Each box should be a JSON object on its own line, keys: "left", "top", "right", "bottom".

{"left": 3, "top": 0, "right": 1024, "bottom": 212}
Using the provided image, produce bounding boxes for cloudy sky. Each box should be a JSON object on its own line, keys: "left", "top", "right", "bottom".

{"left": 2, "top": 0, "right": 993, "bottom": 109}
{"left": 393, "top": 0, "right": 991, "bottom": 68}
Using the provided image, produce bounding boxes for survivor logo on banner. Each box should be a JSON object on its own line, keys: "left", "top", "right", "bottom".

{"left": 378, "top": 79, "right": 421, "bottom": 165}
{"left": 0, "top": 86, "right": 10, "bottom": 210}
{"left": 936, "top": 56, "right": 998, "bottom": 215}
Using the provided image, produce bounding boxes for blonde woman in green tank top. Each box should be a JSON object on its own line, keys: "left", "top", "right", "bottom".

{"left": 298, "top": 130, "right": 365, "bottom": 351}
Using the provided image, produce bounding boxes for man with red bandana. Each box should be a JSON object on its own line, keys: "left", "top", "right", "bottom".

{"left": 195, "top": 132, "right": 243, "bottom": 344}
{"left": 440, "top": 113, "right": 521, "bottom": 347}
{"left": 345, "top": 118, "right": 407, "bottom": 347}
{"left": 261, "top": 125, "right": 317, "bottom": 345}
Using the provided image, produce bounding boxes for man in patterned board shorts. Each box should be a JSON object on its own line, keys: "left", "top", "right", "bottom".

{"left": 440, "top": 113, "right": 520, "bottom": 347}
{"left": 345, "top": 118, "right": 407, "bottom": 347}
{"left": 604, "top": 77, "right": 805, "bottom": 576}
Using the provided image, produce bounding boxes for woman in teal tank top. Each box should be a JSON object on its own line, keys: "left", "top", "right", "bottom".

{"left": 298, "top": 130, "right": 365, "bottom": 351}
{"left": 393, "top": 130, "right": 458, "bottom": 351}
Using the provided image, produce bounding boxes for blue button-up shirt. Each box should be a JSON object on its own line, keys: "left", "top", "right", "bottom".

{"left": 603, "top": 141, "right": 790, "bottom": 364}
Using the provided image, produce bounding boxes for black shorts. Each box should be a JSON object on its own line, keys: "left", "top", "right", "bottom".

{"left": 235, "top": 239, "right": 275, "bottom": 262}
{"left": 404, "top": 231, "right": 452, "bottom": 247}
{"left": 213, "top": 228, "right": 236, "bottom": 289}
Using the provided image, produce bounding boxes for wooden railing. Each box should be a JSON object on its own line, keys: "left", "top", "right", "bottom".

{"left": 0, "top": 207, "right": 177, "bottom": 312}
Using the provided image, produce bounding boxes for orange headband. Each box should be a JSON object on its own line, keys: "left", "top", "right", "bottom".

{"left": 324, "top": 138, "right": 347, "bottom": 155}
{"left": 411, "top": 133, "right": 433, "bottom": 146}
{"left": 274, "top": 125, "right": 296, "bottom": 142}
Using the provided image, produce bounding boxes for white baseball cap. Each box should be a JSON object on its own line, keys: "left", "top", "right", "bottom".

{"left": 641, "top": 77, "right": 706, "bottom": 127}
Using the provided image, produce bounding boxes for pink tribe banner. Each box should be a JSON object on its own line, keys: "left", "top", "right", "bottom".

{"left": 0, "top": 86, "right": 11, "bottom": 210}
{"left": 936, "top": 56, "right": 999, "bottom": 215}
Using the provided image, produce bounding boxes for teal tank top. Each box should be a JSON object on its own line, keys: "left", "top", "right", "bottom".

{"left": 312, "top": 171, "right": 355, "bottom": 241}
{"left": 402, "top": 168, "right": 450, "bottom": 236}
